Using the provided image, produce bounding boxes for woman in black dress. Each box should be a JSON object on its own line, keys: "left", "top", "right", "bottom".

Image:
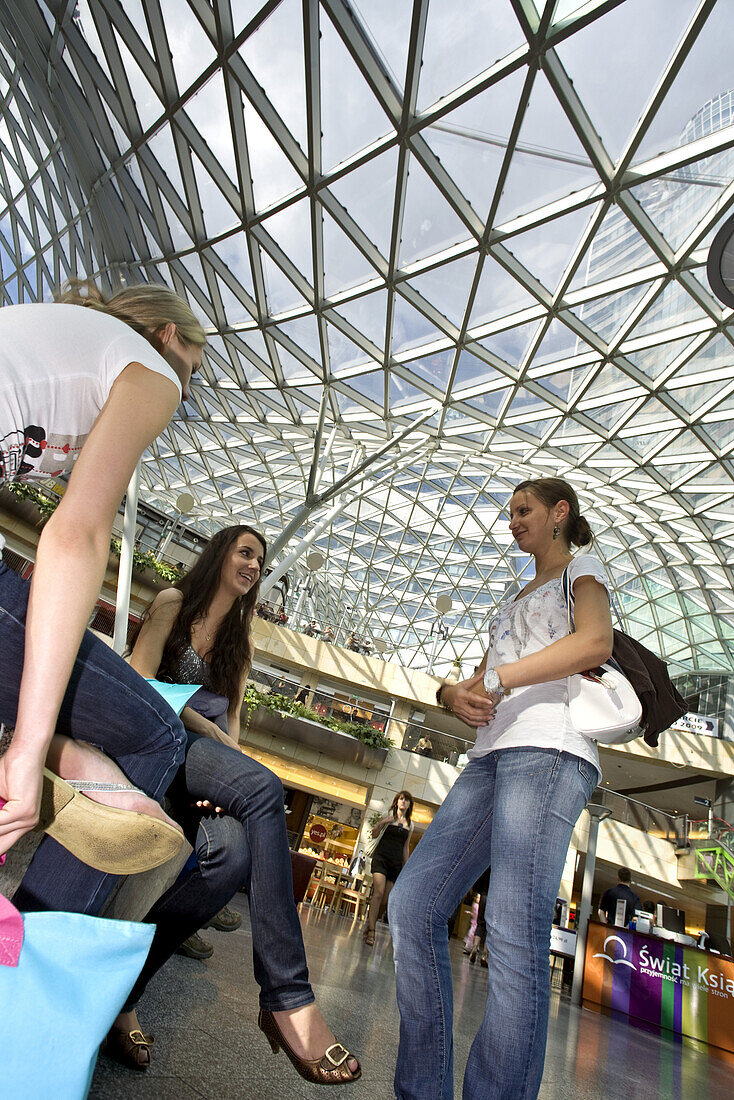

{"left": 363, "top": 790, "right": 413, "bottom": 947}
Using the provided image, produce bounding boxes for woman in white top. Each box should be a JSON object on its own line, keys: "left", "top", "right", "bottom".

{"left": 0, "top": 280, "right": 205, "bottom": 914}
{"left": 388, "top": 476, "right": 613, "bottom": 1100}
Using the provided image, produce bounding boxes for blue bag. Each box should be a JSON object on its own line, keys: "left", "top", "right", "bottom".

{"left": 0, "top": 892, "right": 154, "bottom": 1099}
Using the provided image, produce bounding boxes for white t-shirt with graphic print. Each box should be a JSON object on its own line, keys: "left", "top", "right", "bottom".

{"left": 0, "top": 303, "right": 181, "bottom": 484}
{"left": 468, "top": 554, "right": 609, "bottom": 781}
{"left": 0, "top": 303, "right": 181, "bottom": 550}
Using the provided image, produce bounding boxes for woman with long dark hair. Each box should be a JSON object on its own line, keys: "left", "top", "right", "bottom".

{"left": 1, "top": 279, "right": 206, "bottom": 911}
{"left": 389, "top": 477, "right": 611, "bottom": 1100}
{"left": 363, "top": 790, "right": 413, "bottom": 947}
{"left": 104, "top": 526, "right": 361, "bottom": 1086}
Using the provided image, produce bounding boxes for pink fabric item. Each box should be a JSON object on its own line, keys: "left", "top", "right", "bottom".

{"left": 0, "top": 893, "right": 24, "bottom": 967}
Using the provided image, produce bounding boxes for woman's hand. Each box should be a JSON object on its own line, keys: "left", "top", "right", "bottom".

{"left": 0, "top": 745, "right": 45, "bottom": 856}
{"left": 441, "top": 670, "right": 498, "bottom": 728}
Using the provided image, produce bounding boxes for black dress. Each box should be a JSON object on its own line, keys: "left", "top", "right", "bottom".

{"left": 371, "top": 823, "right": 409, "bottom": 884}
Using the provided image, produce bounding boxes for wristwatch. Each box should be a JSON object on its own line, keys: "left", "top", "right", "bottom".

{"left": 484, "top": 668, "right": 507, "bottom": 699}
{"left": 435, "top": 683, "right": 452, "bottom": 712}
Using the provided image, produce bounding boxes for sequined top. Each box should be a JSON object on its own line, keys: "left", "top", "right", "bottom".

{"left": 164, "top": 644, "right": 211, "bottom": 688}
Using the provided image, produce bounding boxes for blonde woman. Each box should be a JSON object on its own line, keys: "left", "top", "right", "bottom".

{"left": 0, "top": 280, "right": 205, "bottom": 916}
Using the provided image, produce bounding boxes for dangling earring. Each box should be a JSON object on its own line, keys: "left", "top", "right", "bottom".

{"left": 553, "top": 525, "right": 560, "bottom": 540}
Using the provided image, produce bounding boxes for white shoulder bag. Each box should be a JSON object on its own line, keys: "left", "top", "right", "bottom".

{"left": 562, "top": 567, "right": 642, "bottom": 745}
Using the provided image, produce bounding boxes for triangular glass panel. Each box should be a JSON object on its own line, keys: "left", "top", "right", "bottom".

{"left": 587, "top": 396, "right": 639, "bottom": 432}
{"left": 417, "top": 3, "right": 525, "bottom": 110}
{"left": 159, "top": 0, "right": 217, "bottom": 90}
{"left": 389, "top": 374, "right": 434, "bottom": 410}
{"left": 230, "top": 1, "right": 269, "bottom": 31}
{"left": 422, "top": 68, "right": 525, "bottom": 219}
{"left": 186, "top": 71, "right": 238, "bottom": 183}
{"left": 632, "top": 155, "right": 733, "bottom": 252}
{"left": 581, "top": 363, "right": 639, "bottom": 402}
{"left": 391, "top": 293, "right": 446, "bottom": 356}
{"left": 554, "top": 0, "right": 698, "bottom": 164}
{"left": 329, "top": 287, "right": 388, "bottom": 351}
{"left": 278, "top": 314, "right": 322, "bottom": 362}
{"left": 112, "top": 26, "right": 163, "bottom": 132}
{"left": 212, "top": 234, "right": 255, "bottom": 298}
{"left": 402, "top": 349, "right": 454, "bottom": 394}
{"left": 147, "top": 123, "right": 186, "bottom": 199}
{"left": 478, "top": 320, "right": 541, "bottom": 368}
{"left": 469, "top": 254, "right": 537, "bottom": 330}
{"left": 190, "top": 151, "right": 239, "bottom": 238}
{"left": 532, "top": 317, "right": 593, "bottom": 367}
{"left": 399, "top": 152, "right": 473, "bottom": 267}
{"left": 620, "top": 427, "right": 677, "bottom": 460}
{"left": 461, "top": 388, "right": 509, "bottom": 420}
{"left": 453, "top": 348, "right": 504, "bottom": 392}
{"left": 535, "top": 362, "right": 597, "bottom": 404}
{"left": 634, "top": 2, "right": 733, "bottom": 164}
{"left": 565, "top": 282, "right": 652, "bottom": 345}
{"left": 323, "top": 207, "right": 380, "bottom": 297}
{"left": 260, "top": 198, "right": 313, "bottom": 281}
{"left": 633, "top": 281, "right": 710, "bottom": 339}
{"left": 505, "top": 204, "right": 598, "bottom": 295}
{"left": 260, "top": 249, "right": 309, "bottom": 314}
{"left": 243, "top": 97, "right": 304, "bottom": 212}
{"left": 327, "top": 321, "right": 371, "bottom": 372}
{"left": 668, "top": 379, "right": 724, "bottom": 415}
{"left": 213, "top": 271, "right": 253, "bottom": 326}
{"left": 494, "top": 73, "right": 599, "bottom": 225}
{"left": 407, "top": 253, "right": 478, "bottom": 327}
{"left": 238, "top": 0, "right": 307, "bottom": 149}
{"left": 570, "top": 207, "right": 660, "bottom": 294}
{"left": 625, "top": 334, "right": 696, "bottom": 381}
{"left": 320, "top": 13, "right": 394, "bottom": 172}
{"left": 330, "top": 146, "right": 399, "bottom": 260}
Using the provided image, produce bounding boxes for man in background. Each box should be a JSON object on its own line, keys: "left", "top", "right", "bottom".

{"left": 598, "top": 867, "right": 641, "bottom": 926}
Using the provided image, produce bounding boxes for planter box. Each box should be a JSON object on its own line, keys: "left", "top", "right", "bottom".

{"left": 247, "top": 706, "right": 389, "bottom": 770}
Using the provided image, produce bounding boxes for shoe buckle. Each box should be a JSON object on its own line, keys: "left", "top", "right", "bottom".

{"left": 128, "top": 1030, "right": 151, "bottom": 1046}
{"left": 324, "top": 1043, "right": 349, "bottom": 1067}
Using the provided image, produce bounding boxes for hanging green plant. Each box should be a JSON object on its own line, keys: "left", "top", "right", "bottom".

{"left": 242, "top": 684, "right": 393, "bottom": 750}
{"left": 4, "top": 482, "right": 182, "bottom": 583}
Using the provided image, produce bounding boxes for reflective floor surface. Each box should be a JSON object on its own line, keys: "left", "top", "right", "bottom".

{"left": 90, "top": 897, "right": 734, "bottom": 1099}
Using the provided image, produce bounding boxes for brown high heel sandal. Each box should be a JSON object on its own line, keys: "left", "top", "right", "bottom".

{"left": 258, "top": 1009, "right": 361, "bottom": 1086}
{"left": 102, "top": 1026, "right": 154, "bottom": 1071}
{"left": 363, "top": 927, "right": 375, "bottom": 947}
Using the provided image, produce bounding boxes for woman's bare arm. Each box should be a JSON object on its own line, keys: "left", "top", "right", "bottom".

{"left": 129, "top": 590, "right": 233, "bottom": 747}
{"left": 441, "top": 576, "right": 612, "bottom": 727}
{"left": 0, "top": 365, "right": 179, "bottom": 854}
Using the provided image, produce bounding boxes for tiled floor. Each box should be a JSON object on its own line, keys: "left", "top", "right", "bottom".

{"left": 90, "top": 897, "right": 734, "bottom": 1099}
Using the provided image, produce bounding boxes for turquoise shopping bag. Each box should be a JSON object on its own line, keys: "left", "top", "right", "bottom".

{"left": 0, "top": 892, "right": 154, "bottom": 1099}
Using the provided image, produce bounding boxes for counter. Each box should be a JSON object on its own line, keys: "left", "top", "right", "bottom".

{"left": 583, "top": 920, "right": 734, "bottom": 1053}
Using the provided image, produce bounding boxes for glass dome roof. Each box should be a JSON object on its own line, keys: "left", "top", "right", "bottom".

{"left": 1, "top": 0, "right": 733, "bottom": 674}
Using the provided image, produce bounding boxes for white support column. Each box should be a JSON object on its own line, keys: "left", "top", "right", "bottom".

{"left": 571, "top": 804, "right": 612, "bottom": 1007}
{"left": 112, "top": 461, "right": 141, "bottom": 654}
{"left": 259, "top": 495, "right": 347, "bottom": 599}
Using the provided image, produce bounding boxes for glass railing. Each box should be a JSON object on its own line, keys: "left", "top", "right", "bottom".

{"left": 591, "top": 788, "right": 688, "bottom": 845}
{"left": 247, "top": 666, "right": 475, "bottom": 762}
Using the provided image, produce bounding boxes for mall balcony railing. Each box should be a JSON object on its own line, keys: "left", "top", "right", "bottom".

{"left": 590, "top": 787, "right": 688, "bottom": 846}
{"left": 247, "top": 667, "right": 475, "bottom": 762}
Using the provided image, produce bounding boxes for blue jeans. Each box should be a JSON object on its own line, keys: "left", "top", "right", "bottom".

{"left": 0, "top": 561, "right": 187, "bottom": 914}
{"left": 125, "top": 736, "right": 314, "bottom": 1013}
{"left": 389, "top": 748, "right": 596, "bottom": 1100}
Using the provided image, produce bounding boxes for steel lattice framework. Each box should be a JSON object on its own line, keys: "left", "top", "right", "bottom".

{"left": 1, "top": 0, "right": 734, "bottom": 674}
